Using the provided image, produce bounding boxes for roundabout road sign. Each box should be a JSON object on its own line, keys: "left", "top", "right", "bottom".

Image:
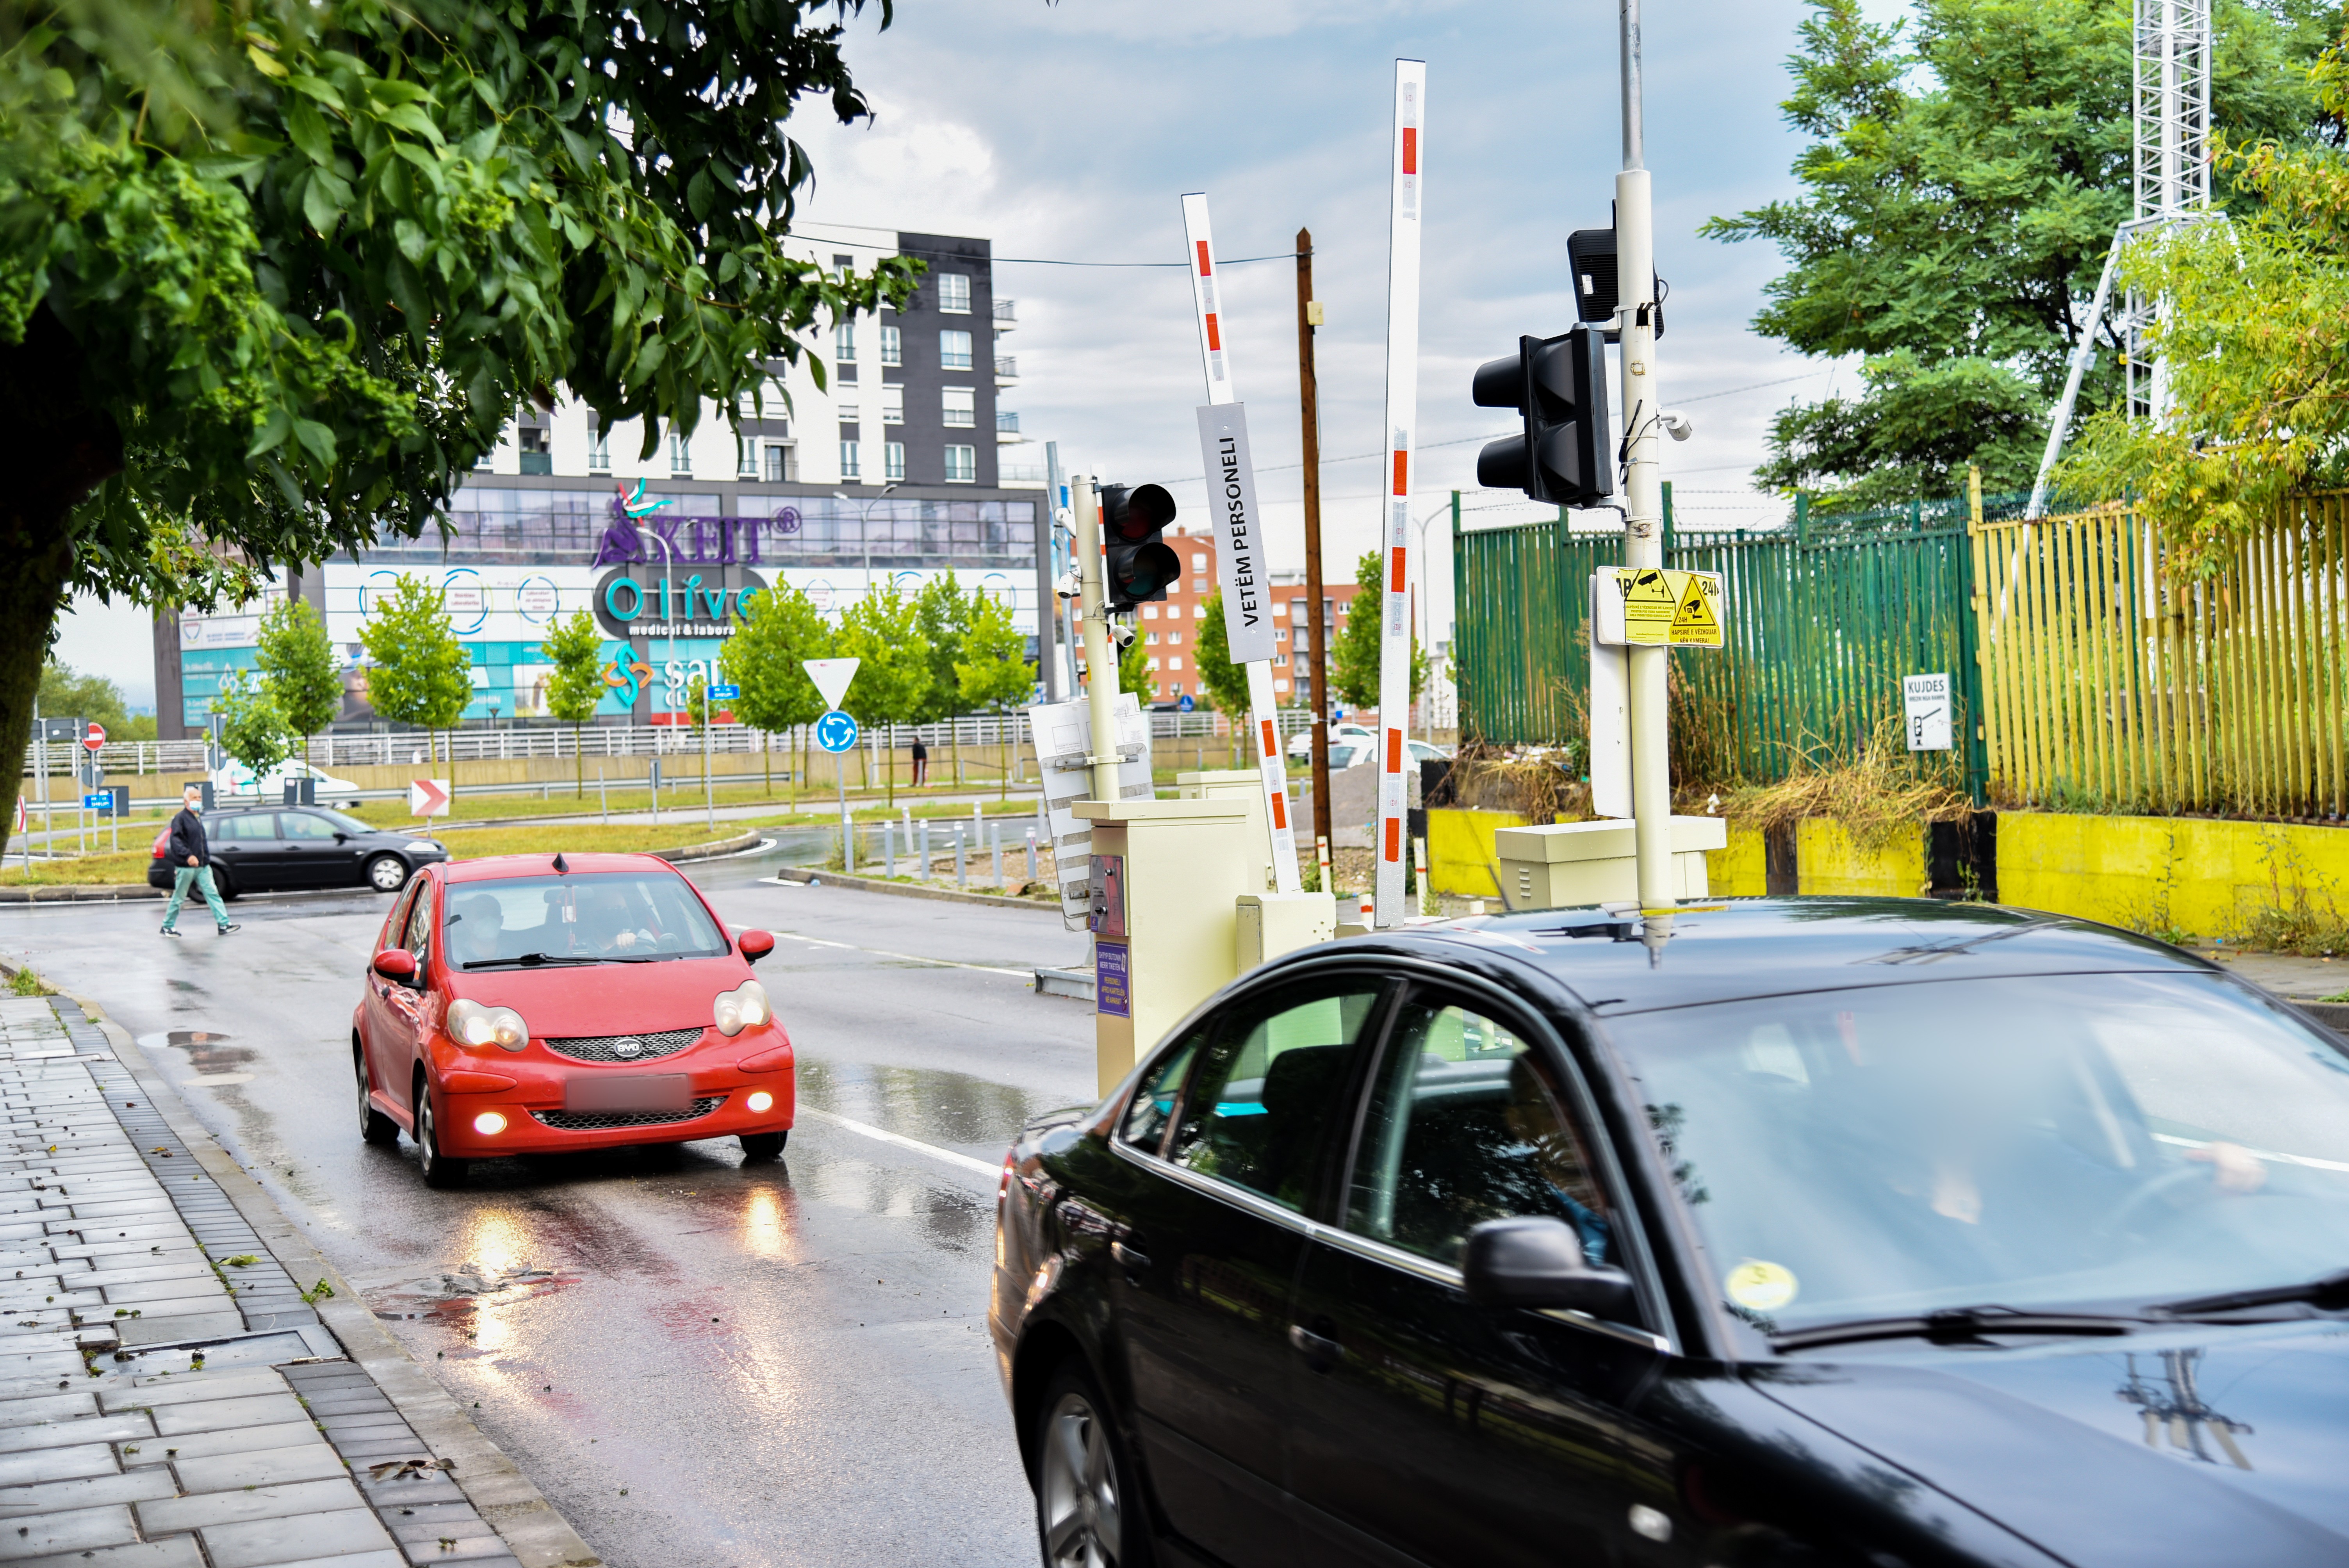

{"left": 815, "top": 709, "right": 859, "bottom": 754}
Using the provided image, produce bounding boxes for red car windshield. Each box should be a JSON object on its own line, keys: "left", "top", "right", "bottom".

{"left": 444, "top": 873, "right": 727, "bottom": 968}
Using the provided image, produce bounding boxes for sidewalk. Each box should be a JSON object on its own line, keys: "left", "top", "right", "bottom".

{"left": 0, "top": 995, "right": 592, "bottom": 1568}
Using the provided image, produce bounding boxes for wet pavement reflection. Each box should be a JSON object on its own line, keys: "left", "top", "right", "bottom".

{"left": 0, "top": 849, "right": 1095, "bottom": 1568}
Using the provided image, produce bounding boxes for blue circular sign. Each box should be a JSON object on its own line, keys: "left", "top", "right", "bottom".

{"left": 1178, "top": 693, "right": 1195, "bottom": 712}
{"left": 816, "top": 709, "right": 859, "bottom": 754}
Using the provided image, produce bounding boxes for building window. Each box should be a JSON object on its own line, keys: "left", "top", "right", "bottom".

{"left": 588, "top": 424, "right": 610, "bottom": 474}
{"left": 1167, "top": 631, "right": 1182, "bottom": 646}
{"left": 881, "top": 385, "right": 905, "bottom": 426}
{"left": 668, "top": 431, "right": 691, "bottom": 476}
{"left": 884, "top": 442, "right": 906, "bottom": 481}
{"left": 1141, "top": 606, "right": 1158, "bottom": 621}
{"left": 881, "top": 325, "right": 902, "bottom": 367}
{"left": 1191, "top": 553, "right": 1208, "bottom": 569}
{"left": 1146, "top": 657, "right": 1160, "bottom": 672}
{"left": 837, "top": 399, "right": 859, "bottom": 425}
{"left": 841, "top": 441, "right": 861, "bottom": 480}
{"left": 942, "top": 386, "right": 976, "bottom": 428}
{"left": 517, "top": 426, "right": 552, "bottom": 475}
{"left": 738, "top": 437, "right": 757, "bottom": 478}
{"left": 943, "top": 444, "right": 975, "bottom": 483}
{"left": 763, "top": 444, "right": 793, "bottom": 483}
{"left": 1168, "top": 656, "right": 1183, "bottom": 670}
{"left": 938, "top": 274, "right": 972, "bottom": 313}
{"left": 1194, "top": 604, "right": 1208, "bottom": 619}
{"left": 940, "top": 330, "right": 973, "bottom": 371}
{"left": 1144, "top": 631, "right": 1158, "bottom": 646}
{"left": 832, "top": 253, "right": 854, "bottom": 276}
{"left": 1193, "top": 577, "right": 1208, "bottom": 593}
{"left": 834, "top": 321, "right": 857, "bottom": 362}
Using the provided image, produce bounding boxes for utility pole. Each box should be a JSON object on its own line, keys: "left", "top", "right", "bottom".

{"left": 1294, "top": 227, "right": 1333, "bottom": 863}
{"left": 1074, "top": 477, "right": 1120, "bottom": 806}
{"left": 1618, "top": 0, "right": 1672, "bottom": 913}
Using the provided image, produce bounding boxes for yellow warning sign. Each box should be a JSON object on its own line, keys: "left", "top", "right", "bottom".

{"left": 1670, "top": 572, "right": 1723, "bottom": 647}
{"left": 1598, "top": 568, "right": 1725, "bottom": 649}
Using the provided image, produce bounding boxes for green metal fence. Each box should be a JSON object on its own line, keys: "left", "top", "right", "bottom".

{"left": 1453, "top": 488, "right": 1999, "bottom": 791}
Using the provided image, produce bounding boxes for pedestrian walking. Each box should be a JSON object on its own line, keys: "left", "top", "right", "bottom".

{"left": 159, "top": 784, "right": 239, "bottom": 938}
{"left": 910, "top": 735, "right": 928, "bottom": 788}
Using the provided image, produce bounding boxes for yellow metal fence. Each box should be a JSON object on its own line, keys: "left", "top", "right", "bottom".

{"left": 1971, "top": 496, "right": 2349, "bottom": 818}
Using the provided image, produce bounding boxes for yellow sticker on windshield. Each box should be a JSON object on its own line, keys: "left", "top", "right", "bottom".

{"left": 1725, "top": 1260, "right": 1798, "bottom": 1313}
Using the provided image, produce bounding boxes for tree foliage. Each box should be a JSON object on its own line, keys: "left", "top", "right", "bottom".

{"left": 0, "top": 0, "right": 916, "bottom": 822}
{"left": 1193, "top": 590, "right": 1252, "bottom": 718}
{"left": 836, "top": 582, "right": 927, "bottom": 804}
{"left": 36, "top": 659, "right": 133, "bottom": 734}
{"left": 255, "top": 597, "right": 340, "bottom": 738}
{"left": 539, "top": 608, "right": 604, "bottom": 795}
{"left": 1117, "top": 625, "right": 1153, "bottom": 700}
{"left": 1329, "top": 554, "right": 1426, "bottom": 713}
{"left": 1704, "top": 0, "right": 2337, "bottom": 509}
{"left": 2064, "top": 34, "right": 2349, "bottom": 572}
{"left": 211, "top": 670, "right": 299, "bottom": 778}
{"left": 913, "top": 572, "right": 978, "bottom": 723}
{"left": 357, "top": 574, "right": 470, "bottom": 763}
{"left": 719, "top": 580, "right": 832, "bottom": 799}
{"left": 955, "top": 589, "right": 1032, "bottom": 801}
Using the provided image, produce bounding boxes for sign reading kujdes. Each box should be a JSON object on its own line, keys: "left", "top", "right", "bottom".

{"left": 1195, "top": 403, "right": 1279, "bottom": 666}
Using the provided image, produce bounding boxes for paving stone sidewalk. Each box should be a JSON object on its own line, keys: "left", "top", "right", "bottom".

{"left": 0, "top": 995, "right": 529, "bottom": 1568}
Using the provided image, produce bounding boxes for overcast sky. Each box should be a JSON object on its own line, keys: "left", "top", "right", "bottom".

{"left": 62, "top": 0, "right": 1872, "bottom": 707}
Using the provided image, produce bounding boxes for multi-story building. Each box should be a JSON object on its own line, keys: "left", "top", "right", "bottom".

{"left": 1133, "top": 526, "right": 1360, "bottom": 709}
{"left": 154, "top": 225, "right": 1044, "bottom": 736}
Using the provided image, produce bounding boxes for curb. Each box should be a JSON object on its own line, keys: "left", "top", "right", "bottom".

{"left": 14, "top": 963, "right": 603, "bottom": 1568}
{"left": 653, "top": 829, "right": 763, "bottom": 863}
{"left": 771, "top": 866, "right": 1061, "bottom": 913}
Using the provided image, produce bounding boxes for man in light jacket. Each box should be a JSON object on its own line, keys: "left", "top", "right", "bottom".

{"left": 159, "top": 785, "right": 239, "bottom": 938}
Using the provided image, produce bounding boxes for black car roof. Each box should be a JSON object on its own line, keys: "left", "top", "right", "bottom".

{"left": 1337, "top": 896, "right": 2220, "bottom": 1016}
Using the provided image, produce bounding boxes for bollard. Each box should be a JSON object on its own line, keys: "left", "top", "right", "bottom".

{"left": 882, "top": 819, "right": 895, "bottom": 878}
{"left": 991, "top": 821, "right": 1003, "bottom": 887}
{"left": 1025, "top": 827, "right": 1037, "bottom": 886}
{"left": 955, "top": 824, "right": 968, "bottom": 889}
{"left": 1414, "top": 836, "right": 1432, "bottom": 916}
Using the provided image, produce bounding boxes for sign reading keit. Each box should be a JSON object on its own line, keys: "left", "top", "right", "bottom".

{"left": 1195, "top": 405, "right": 1277, "bottom": 665}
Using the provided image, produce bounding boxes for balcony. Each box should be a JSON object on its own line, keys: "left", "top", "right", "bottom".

{"left": 519, "top": 452, "right": 553, "bottom": 476}
{"left": 994, "top": 356, "right": 1017, "bottom": 382}
{"left": 993, "top": 299, "right": 1017, "bottom": 328}
{"left": 996, "top": 411, "right": 1019, "bottom": 433}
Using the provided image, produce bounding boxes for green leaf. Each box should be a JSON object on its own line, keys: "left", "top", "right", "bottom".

{"left": 300, "top": 170, "right": 343, "bottom": 237}
{"left": 248, "top": 407, "right": 293, "bottom": 458}
{"left": 291, "top": 418, "right": 337, "bottom": 467}
{"left": 285, "top": 97, "right": 334, "bottom": 166}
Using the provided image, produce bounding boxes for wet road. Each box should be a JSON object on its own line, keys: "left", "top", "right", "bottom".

{"left": 0, "top": 848, "right": 1094, "bottom": 1568}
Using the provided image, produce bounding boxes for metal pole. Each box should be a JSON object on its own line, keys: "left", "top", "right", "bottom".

{"left": 702, "top": 682, "right": 715, "bottom": 835}
{"left": 1618, "top": 0, "right": 1673, "bottom": 914}
{"left": 1075, "top": 476, "right": 1121, "bottom": 805}
{"left": 1297, "top": 227, "right": 1334, "bottom": 861}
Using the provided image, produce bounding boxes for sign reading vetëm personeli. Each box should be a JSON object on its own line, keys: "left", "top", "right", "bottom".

{"left": 1196, "top": 403, "right": 1279, "bottom": 665}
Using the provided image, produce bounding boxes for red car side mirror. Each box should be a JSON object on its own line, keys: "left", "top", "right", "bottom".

{"left": 371, "top": 949, "right": 418, "bottom": 984}
{"left": 738, "top": 930, "right": 775, "bottom": 964}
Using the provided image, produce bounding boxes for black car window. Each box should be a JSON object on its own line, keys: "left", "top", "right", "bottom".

{"left": 1121, "top": 1030, "right": 1205, "bottom": 1154}
{"left": 403, "top": 880, "right": 435, "bottom": 965}
{"left": 210, "top": 813, "right": 277, "bottom": 841}
{"left": 278, "top": 813, "right": 339, "bottom": 841}
{"left": 1167, "top": 978, "right": 1386, "bottom": 1213}
{"left": 1344, "top": 992, "right": 1618, "bottom": 1272}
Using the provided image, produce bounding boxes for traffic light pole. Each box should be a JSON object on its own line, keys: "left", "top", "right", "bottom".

{"left": 1618, "top": 0, "right": 1673, "bottom": 914}
{"left": 1074, "top": 476, "right": 1122, "bottom": 807}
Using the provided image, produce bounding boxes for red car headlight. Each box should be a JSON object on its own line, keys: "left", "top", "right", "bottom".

{"left": 447, "top": 999, "right": 528, "bottom": 1052}
{"left": 713, "top": 980, "right": 771, "bottom": 1037}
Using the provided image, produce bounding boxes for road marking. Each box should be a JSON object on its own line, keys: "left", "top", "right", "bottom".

{"left": 770, "top": 930, "right": 1031, "bottom": 979}
{"left": 797, "top": 1106, "right": 1000, "bottom": 1177}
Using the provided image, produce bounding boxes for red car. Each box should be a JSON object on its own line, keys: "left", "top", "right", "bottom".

{"left": 352, "top": 852, "right": 791, "bottom": 1187}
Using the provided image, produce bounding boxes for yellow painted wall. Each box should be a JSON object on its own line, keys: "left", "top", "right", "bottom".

{"left": 1706, "top": 825, "right": 1770, "bottom": 897}
{"left": 1996, "top": 813, "right": 2349, "bottom": 939}
{"left": 1426, "top": 808, "right": 1530, "bottom": 898}
{"left": 1795, "top": 819, "right": 1927, "bottom": 897}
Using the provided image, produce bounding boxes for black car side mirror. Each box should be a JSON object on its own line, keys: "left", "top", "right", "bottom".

{"left": 1462, "top": 1216, "right": 1638, "bottom": 1322}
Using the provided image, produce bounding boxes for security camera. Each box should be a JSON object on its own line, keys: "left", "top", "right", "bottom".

{"left": 1109, "top": 622, "right": 1137, "bottom": 650}
{"left": 1054, "top": 571, "right": 1081, "bottom": 600}
{"left": 1659, "top": 409, "right": 1695, "bottom": 442}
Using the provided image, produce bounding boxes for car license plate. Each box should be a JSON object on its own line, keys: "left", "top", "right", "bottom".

{"left": 564, "top": 1074, "right": 690, "bottom": 1113}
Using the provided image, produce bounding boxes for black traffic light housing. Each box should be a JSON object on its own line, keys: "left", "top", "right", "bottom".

{"left": 1565, "top": 224, "right": 1661, "bottom": 341}
{"left": 1100, "top": 483, "right": 1180, "bottom": 611}
{"left": 1472, "top": 326, "right": 1614, "bottom": 507}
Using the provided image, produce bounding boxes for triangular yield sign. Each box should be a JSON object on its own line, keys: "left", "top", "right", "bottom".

{"left": 802, "top": 657, "right": 861, "bottom": 710}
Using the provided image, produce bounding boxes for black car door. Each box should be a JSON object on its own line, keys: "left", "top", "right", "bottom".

{"left": 1101, "top": 970, "right": 1391, "bottom": 1568}
{"left": 1284, "top": 982, "right": 1666, "bottom": 1568}
{"left": 208, "top": 811, "right": 283, "bottom": 888}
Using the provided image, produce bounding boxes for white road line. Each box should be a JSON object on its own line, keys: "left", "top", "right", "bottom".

{"left": 771, "top": 930, "right": 1030, "bottom": 979}
{"left": 797, "top": 1105, "right": 1001, "bottom": 1177}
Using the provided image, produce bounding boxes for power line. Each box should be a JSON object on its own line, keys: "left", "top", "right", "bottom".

{"left": 787, "top": 228, "right": 1301, "bottom": 269}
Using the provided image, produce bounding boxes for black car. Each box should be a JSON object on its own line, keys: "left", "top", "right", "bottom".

{"left": 149, "top": 807, "right": 447, "bottom": 897}
{"left": 992, "top": 898, "right": 2349, "bottom": 1568}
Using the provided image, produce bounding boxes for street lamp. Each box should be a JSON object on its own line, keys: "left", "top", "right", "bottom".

{"left": 832, "top": 483, "right": 900, "bottom": 598}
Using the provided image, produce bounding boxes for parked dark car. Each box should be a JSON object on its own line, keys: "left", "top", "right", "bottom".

{"left": 150, "top": 807, "right": 447, "bottom": 897}
{"left": 993, "top": 898, "right": 2349, "bottom": 1568}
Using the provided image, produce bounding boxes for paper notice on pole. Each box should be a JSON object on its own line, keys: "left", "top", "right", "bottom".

{"left": 1028, "top": 694, "right": 1154, "bottom": 930}
{"left": 1593, "top": 568, "right": 1725, "bottom": 648}
{"left": 1196, "top": 404, "right": 1278, "bottom": 666}
{"left": 1903, "top": 673, "right": 1953, "bottom": 751}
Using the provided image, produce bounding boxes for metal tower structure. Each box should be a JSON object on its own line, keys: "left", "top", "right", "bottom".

{"left": 2025, "top": 0, "right": 2212, "bottom": 515}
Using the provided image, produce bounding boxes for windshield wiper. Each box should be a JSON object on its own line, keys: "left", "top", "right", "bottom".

{"left": 1771, "top": 1305, "right": 2138, "bottom": 1352}
{"left": 2151, "top": 1268, "right": 2349, "bottom": 1319}
{"left": 462, "top": 951, "right": 649, "bottom": 970}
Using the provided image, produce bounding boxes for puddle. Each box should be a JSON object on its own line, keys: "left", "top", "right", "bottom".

{"left": 795, "top": 1060, "right": 1069, "bottom": 1152}
{"left": 141, "top": 1031, "right": 257, "bottom": 1074}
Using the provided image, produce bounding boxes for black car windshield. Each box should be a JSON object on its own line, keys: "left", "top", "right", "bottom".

{"left": 1604, "top": 973, "right": 2349, "bottom": 1336}
{"left": 442, "top": 872, "right": 726, "bottom": 967}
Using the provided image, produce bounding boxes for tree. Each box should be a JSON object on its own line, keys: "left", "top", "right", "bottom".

{"left": 36, "top": 660, "right": 129, "bottom": 734}
{"left": 254, "top": 599, "right": 340, "bottom": 758}
{"left": 539, "top": 610, "right": 606, "bottom": 797}
{"left": 211, "top": 670, "right": 300, "bottom": 783}
{"left": 0, "top": 0, "right": 918, "bottom": 839}
{"left": 1193, "top": 590, "right": 1253, "bottom": 722}
{"left": 358, "top": 575, "right": 471, "bottom": 782}
{"left": 955, "top": 588, "right": 1034, "bottom": 800}
{"left": 2065, "top": 34, "right": 2349, "bottom": 573}
{"left": 1329, "top": 554, "right": 1428, "bottom": 715}
{"left": 721, "top": 581, "right": 833, "bottom": 803}
{"left": 913, "top": 572, "right": 979, "bottom": 724}
{"left": 1118, "top": 629, "right": 1154, "bottom": 700}
{"left": 1701, "top": 0, "right": 2333, "bottom": 510}
{"left": 835, "top": 583, "right": 929, "bottom": 805}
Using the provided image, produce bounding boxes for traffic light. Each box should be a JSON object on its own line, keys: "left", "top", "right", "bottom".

{"left": 1099, "top": 483, "right": 1180, "bottom": 611}
{"left": 1472, "top": 326, "right": 1613, "bottom": 507}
